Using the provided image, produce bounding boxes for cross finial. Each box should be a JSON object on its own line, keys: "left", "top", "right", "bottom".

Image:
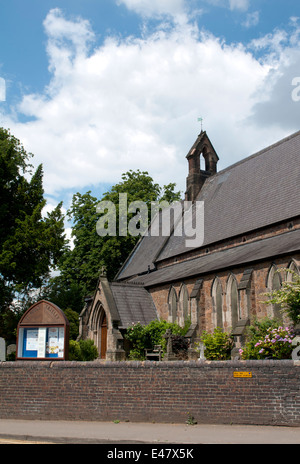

{"left": 198, "top": 117, "right": 204, "bottom": 132}
{"left": 100, "top": 265, "right": 107, "bottom": 277}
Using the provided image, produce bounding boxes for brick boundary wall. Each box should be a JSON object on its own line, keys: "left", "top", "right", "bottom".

{"left": 1, "top": 360, "right": 300, "bottom": 426}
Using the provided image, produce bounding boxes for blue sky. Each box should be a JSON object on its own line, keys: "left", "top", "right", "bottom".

{"left": 1, "top": 1, "right": 138, "bottom": 99}
{"left": 1, "top": 1, "right": 299, "bottom": 99}
{"left": 0, "top": 0, "right": 300, "bottom": 216}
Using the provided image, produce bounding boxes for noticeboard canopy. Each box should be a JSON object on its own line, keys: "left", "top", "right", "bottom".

{"left": 16, "top": 300, "right": 69, "bottom": 361}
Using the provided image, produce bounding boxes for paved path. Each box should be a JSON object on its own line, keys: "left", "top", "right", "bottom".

{"left": 0, "top": 438, "right": 52, "bottom": 444}
{"left": 0, "top": 419, "right": 300, "bottom": 444}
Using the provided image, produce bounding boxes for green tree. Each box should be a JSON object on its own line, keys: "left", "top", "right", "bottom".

{"left": 53, "top": 170, "right": 181, "bottom": 311}
{"left": 99, "top": 170, "right": 181, "bottom": 280}
{"left": 57, "top": 191, "right": 101, "bottom": 298}
{"left": 64, "top": 307, "right": 80, "bottom": 341}
{"left": 40, "top": 279, "right": 84, "bottom": 316}
{"left": 0, "top": 128, "right": 66, "bottom": 341}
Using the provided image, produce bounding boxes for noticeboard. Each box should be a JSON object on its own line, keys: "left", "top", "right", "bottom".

{"left": 16, "top": 300, "right": 69, "bottom": 361}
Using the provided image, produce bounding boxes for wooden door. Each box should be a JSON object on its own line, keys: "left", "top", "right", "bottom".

{"left": 100, "top": 313, "right": 107, "bottom": 359}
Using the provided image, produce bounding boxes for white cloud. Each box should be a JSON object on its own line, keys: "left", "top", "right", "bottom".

{"left": 116, "top": 0, "right": 186, "bottom": 20}
{"left": 243, "top": 11, "right": 259, "bottom": 28}
{"left": 247, "top": 21, "right": 300, "bottom": 130}
{"left": 118, "top": 0, "right": 250, "bottom": 18}
{"left": 4, "top": 8, "right": 298, "bottom": 201}
{"left": 202, "top": 0, "right": 249, "bottom": 11}
{"left": 44, "top": 8, "right": 95, "bottom": 53}
{"left": 229, "top": 0, "right": 249, "bottom": 11}
{"left": 0, "top": 77, "right": 5, "bottom": 102}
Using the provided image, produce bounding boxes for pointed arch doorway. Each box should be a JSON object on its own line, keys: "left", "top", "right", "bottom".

{"left": 100, "top": 312, "right": 107, "bottom": 359}
{"left": 90, "top": 303, "right": 108, "bottom": 360}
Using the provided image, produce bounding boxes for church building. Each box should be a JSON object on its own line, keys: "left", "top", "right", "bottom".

{"left": 79, "top": 130, "right": 300, "bottom": 360}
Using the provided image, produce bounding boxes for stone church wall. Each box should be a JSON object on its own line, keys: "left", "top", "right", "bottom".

{"left": 1, "top": 360, "right": 300, "bottom": 426}
{"left": 149, "top": 253, "right": 300, "bottom": 337}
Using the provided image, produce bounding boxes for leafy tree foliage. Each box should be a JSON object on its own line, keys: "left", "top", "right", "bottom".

{"left": 51, "top": 170, "right": 181, "bottom": 312}
{"left": 0, "top": 130, "right": 181, "bottom": 343}
{"left": 56, "top": 191, "right": 101, "bottom": 297}
{"left": 64, "top": 307, "right": 80, "bottom": 341}
{"left": 98, "top": 170, "right": 181, "bottom": 281}
{"left": 0, "top": 128, "right": 66, "bottom": 341}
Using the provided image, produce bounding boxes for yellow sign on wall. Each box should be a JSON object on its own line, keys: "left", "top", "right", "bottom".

{"left": 233, "top": 371, "right": 252, "bottom": 378}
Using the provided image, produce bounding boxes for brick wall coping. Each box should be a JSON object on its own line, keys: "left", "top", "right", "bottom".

{"left": 1, "top": 360, "right": 299, "bottom": 369}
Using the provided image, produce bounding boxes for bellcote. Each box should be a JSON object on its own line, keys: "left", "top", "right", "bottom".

{"left": 185, "top": 131, "right": 219, "bottom": 202}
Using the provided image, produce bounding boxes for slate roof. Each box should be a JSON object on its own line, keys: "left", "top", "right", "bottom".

{"left": 116, "top": 130, "right": 300, "bottom": 281}
{"left": 129, "top": 228, "right": 300, "bottom": 288}
{"left": 110, "top": 283, "right": 158, "bottom": 328}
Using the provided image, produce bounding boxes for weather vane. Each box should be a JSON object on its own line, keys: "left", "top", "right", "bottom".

{"left": 198, "top": 117, "right": 204, "bottom": 132}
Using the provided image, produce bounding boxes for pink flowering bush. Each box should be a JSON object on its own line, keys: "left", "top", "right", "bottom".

{"left": 239, "top": 324, "right": 295, "bottom": 360}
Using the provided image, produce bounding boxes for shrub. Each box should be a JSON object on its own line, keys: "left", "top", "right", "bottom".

{"left": 200, "top": 328, "right": 234, "bottom": 360}
{"left": 125, "top": 320, "right": 187, "bottom": 360}
{"left": 124, "top": 322, "right": 147, "bottom": 360}
{"left": 69, "top": 339, "right": 98, "bottom": 361}
{"left": 240, "top": 319, "right": 295, "bottom": 360}
{"left": 172, "top": 334, "right": 190, "bottom": 359}
{"left": 64, "top": 307, "right": 79, "bottom": 340}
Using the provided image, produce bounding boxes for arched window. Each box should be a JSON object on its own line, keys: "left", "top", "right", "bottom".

{"left": 287, "top": 259, "right": 300, "bottom": 282}
{"left": 168, "top": 287, "right": 177, "bottom": 323}
{"left": 267, "top": 264, "right": 282, "bottom": 320}
{"left": 179, "top": 284, "right": 189, "bottom": 326}
{"left": 226, "top": 274, "right": 239, "bottom": 330}
{"left": 212, "top": 277, "right": 223, "bottom": 329}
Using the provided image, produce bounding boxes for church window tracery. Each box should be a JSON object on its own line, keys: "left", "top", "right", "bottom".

{"left": 168, "top": 286, "right": 178, "bottom": 323}
{"left": 226, "top": 274, "right": 238, "bottom": 330}
{"left": 287, "top": 259, "right": 299, "bottom": 281}
{"left": 211, "top": 277, "right": 223, "bottom": 329}
{"left": 179, "top": 284, "right": 189, "bottom": 327}
{"left": 267, "top": 264, "right": 282, "bottom": 320}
